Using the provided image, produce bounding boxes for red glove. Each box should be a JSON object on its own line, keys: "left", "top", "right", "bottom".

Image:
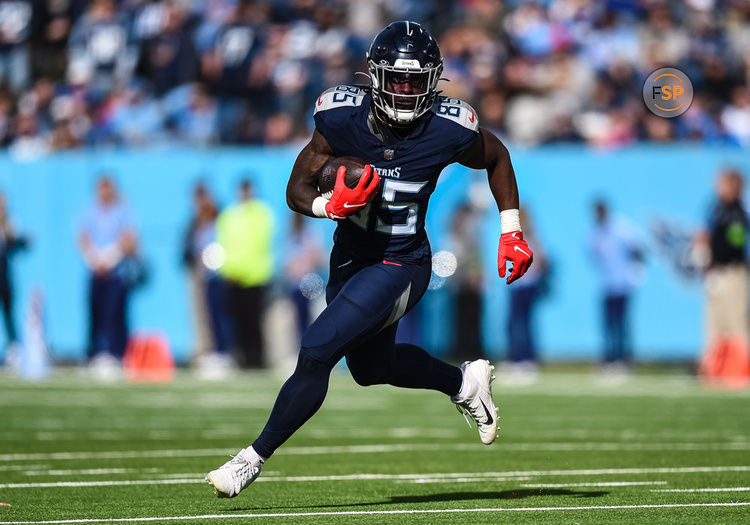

{"left": 498, "top": 231, "right": 533, "bottom": 284}
{"left": 325, "top": 164, "right": 380, "bottom": 220}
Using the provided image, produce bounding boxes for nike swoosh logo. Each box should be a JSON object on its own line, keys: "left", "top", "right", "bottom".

{"left": 337, "top": 260, "right": 353, "bottom": 268}
{"left": 480, "top": 399, "right": 494, "bottom": 425}
{"left": 511, "top": 232, "right": 521, "bottom": 240}
{"left": 514, "top": 245, "right": 530, "bottom": 258}
{"left": 343, "top": 202, "right": 366, "bottom": 209}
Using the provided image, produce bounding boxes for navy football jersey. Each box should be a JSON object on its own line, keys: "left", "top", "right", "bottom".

{"left": 313, "top": 85, "right": 479, "bottom": 261}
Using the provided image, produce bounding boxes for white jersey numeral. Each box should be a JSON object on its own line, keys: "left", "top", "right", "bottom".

{"left": 348, "top": 179, "right": 426, "bottom": 236}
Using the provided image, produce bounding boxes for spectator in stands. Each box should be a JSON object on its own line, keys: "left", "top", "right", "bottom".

{"left": 0, "top": 90, "right": 14, "bottom": 146}
{"left": 35, "top": 0, "right": 78, "bottom": 80}
{"left": 108, "top": 81, "right": 164, "bottom": 147}
{"left": 137, "top": 2, "right": 198, "bottom": 97}
{"left": 200, "top": 0, "right": 271, "bottom": 142}
{"left": 171, "top": 84, "right": 219, "bottom": 146}
{"left": 0, "top": 191, "right": 28, "bottom": 362}
{"left": 589, "top": 199, "right": 644, "bottom": 373}
{"left": 217, "top": 179, "right": 273, "bottom": 369}
{"left": 78, "top": 175, "right": 139, "bottom": 369}
{"left": 67, "top": 0, "right": 137, "bottom": 100}
{"left": 0, "top": 0, "right": 33, "bottom": 92}
{"left": 721, "top": 86, "right": 750, "bottom": 147}
{"left": 182, "top": 182, "right": 232, "bottom": 378}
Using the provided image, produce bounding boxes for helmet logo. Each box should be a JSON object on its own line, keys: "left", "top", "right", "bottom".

{"left": 393, "top": 58, "right": 421, "bottom": 69}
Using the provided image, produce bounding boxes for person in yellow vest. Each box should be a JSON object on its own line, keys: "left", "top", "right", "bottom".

{"left": 217, "top": 179, "right": 274, "bottom": 369}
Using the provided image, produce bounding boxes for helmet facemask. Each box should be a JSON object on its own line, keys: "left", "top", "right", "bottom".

{"left": 367, "top": 57, "right": 443, "bottom": 125}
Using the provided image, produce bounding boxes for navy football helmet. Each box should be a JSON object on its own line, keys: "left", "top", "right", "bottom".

{"left": 367, "top": 21, "right": 443, "bottom": 125}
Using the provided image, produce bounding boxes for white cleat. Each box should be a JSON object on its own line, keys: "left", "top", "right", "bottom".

{"left": 452, "top": 360, "right": 499, "bottom": 445}
{"left": 205, "top": 447, "right": 264, "bottom": 498}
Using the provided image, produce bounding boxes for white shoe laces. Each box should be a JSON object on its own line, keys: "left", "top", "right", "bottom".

{"left": 224, "top": 453, "right": 259, "bottom": 494}
{"left": 455, "top": 404, "right": 473, "bottom": 428}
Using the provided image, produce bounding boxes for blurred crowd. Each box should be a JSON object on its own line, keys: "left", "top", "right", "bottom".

{"left": 0, "top": 0, "right": 749, "bottom": 153}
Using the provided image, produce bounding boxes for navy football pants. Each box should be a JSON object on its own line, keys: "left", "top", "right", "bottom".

{"left": 252, "top": 247, "right": 463, "bottom": 459}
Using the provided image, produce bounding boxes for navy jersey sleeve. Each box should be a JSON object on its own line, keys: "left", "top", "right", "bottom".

{"left": 313, "top": 85, "right": 368, "bottom": 156}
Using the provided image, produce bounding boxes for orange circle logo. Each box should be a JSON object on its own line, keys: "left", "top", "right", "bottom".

{"left": 642, "top": 67, "right": 693, "bottom": 118}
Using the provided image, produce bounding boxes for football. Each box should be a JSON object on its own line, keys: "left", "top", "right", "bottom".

{"left": 318, "top": 156, "right": 369, "bottom": 198}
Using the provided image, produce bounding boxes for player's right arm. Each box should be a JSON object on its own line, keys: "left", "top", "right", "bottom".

{"left": 286, "top": 129, "right": 336, "bottom": 218}
{"left": 286, "top": 128, "right": 380, "bottom": 220}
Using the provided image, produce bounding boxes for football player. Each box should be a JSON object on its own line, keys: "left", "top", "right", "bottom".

{"left": 206, "top": 20, "right": 534, "bottom": 498}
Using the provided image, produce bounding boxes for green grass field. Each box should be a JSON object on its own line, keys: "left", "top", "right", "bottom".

{"left": 1, "top": 368, "right": 749, "bottom": 524}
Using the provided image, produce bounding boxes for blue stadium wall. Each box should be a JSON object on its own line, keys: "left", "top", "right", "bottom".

{"left": 1, "top": 145, "right": 748, "bottom": 363}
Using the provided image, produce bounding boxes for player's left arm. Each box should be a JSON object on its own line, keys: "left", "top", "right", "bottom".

{"left": 457, "top": 127, "right": 533, "bottom": 284}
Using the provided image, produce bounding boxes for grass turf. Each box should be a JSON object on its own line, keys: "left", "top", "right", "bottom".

{"left": 0, "top": 368, "right": 748, "bottom": 524}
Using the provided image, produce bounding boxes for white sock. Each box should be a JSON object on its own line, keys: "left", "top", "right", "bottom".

{"left": 241, "top": 446, "right": 266, "bottom": 465}
{"left": 452, "top": 368, "right": 473, "bottom": 402}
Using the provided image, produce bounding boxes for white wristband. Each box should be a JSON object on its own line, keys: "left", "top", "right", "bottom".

{"left": 500, "top": 208, "right": 521, "bottom": 234}
{"left": 312, "top": 196, "right": 330, "bottom": 218}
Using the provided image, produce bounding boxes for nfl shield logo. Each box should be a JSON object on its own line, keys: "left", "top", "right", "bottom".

{"left": 384, "top": 148, "right": 394, "bottom": 160}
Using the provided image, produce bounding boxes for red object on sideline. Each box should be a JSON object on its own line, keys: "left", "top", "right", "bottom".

{"left": 699, "top": 337, "right": 750, "bottom": 390}
{"left": 123, "top": 334, "right": 175, "bottom": 383}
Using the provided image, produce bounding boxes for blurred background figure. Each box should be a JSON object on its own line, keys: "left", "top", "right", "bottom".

{"left": 589, "top": 199, "right": 644, "bottom": 375}
{"left": 695, "top": 168, "right": 750, "bottom": 384}
{"left": 505, "top": 207, "right": 548, "bottom": 384}
{"left": 182, "top": 182, "right": 232, "bottom": 378}
{"left": 67, "top": 0, "right": 137, "bottom": 100}
{"left": 0, "top": 0, "right": 33, "bottom": 93}
{"left": 217, "top": 179, "right": 273, "bottom": 369}
{"left": 0, "top": 191, "right": 29, "bottom": 367}
{"left": 448, "top": 202, "right": 484, "bottom": 361}
{"left": 78, "top": 176, "right": 138, "bottom": 376}
{"left": 200, "top": 0, "right": 271, "bottom": 143}
{"left": 283, "top": 213, "right": 324, "bottom": 343}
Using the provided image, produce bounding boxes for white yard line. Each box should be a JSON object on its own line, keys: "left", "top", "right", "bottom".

{"left": 0, "top": 449, "right": 230, "bottom": 462}
{"left": 25, "top": 469, "right": 161, "bottom": 477}
{"left": 652, "top": 487, "right": 750, "bottom": 493}
{"left": 0, "top": 480, "right": 201, "bottom": 489}
{"left": 521, "top": 481, "right": 667, "bottom": 488}
{"left": 0, "top": 503, "right": 749, "bottom": 524}
{"left": 2, "top": 466, "right": 750, "bottom": 488}
{"left": 3, "top": 442, "right": 750, "bottom": 462}
{"left": 0, "top": 465, "right": 48, "bottom": 472}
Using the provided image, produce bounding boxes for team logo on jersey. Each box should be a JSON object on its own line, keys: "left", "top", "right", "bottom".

{"left": 384, "top": 148, "right": 394, "bottom": 160}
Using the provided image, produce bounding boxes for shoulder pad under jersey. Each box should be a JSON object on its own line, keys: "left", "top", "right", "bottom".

{"left": 433, "top": 96, "right": 479, "bottom": 132}
{"left": 314, "top": 85, "right": 367, "bottom": 115}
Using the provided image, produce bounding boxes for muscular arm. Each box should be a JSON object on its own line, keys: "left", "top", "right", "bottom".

{"left": 457, "top": 127, "right": 532, "bottom": 284}
{"left": 286, "top": 129, "right": 335, "bottom": 216}
{"left": 456, "top": 127, "right": 519, "bottom": 212}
